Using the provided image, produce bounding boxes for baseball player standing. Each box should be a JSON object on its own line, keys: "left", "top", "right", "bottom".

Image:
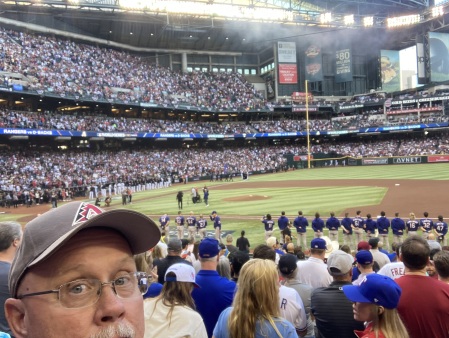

{"left": 186, "top": 211, "right": 197, "bottom": 241}
{"left": 364, "top": 214, "right": 377, "bottom": 240}
{"left": 312, "top": 212, "right": 325, "bottom": 238}
{"left": 262, "top": 214, "right": 275, "bottom": 240}
{"left": 197, "top": 214, "right": 208, "bottom": 239}
{"left": 377, "top": 211, "right": 390, "bottom": 250}
{"left": 352, "top": 210, "right": 365, "bottom": 243}
{"left": 277, "top": 211, "right": 290, "bottom": 244}
{"left": 293, "top": 211, "right": 309, "bottom": 249}
{"left": 159, "top": 213, "right": 171, "bottom": 238}
{"left": 434, "top": 215, "right": 448, "bottom": 246}
{"left": 391, "top": 212, "right": 406, "bottom": 243}
{"left": 340, "top": 212, "right": 354, "bottom": 250}
{"left": 326, "top": 212, "right": 340, "bottom": 242}
{"left": 419, "top": 211, "right": 434, "bottom": 240}
{"left": 210, "top": 211, "right": 222, "bottom": 242}
{"left": 406, "top": 212, "right": 419, "bottom": 237}
{"left": 175, "top": 210, "right": 185, "bottom": 240}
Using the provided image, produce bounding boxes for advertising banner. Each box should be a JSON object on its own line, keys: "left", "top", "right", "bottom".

{"left": 428, "top": 155, "right": 449, "bottom": 162}
{"left": 278, "top": 42, "right": 297, "bottom": 63}
{"left": 279, "top": 64, "right": 298, "bottom": 84}
{"left": 381, "top": 50, "right": 400, "bottom": 92}
{"left": 429, "top": 32, "right": 449, "bottom": 82}
{"left": 335, "top": 48, "right": 352, "bottom": 83}
{"left": 305, "top": 45, "right": 323, "bottom": 82}
{"left": 362, "top": 158, "right": 389, "bottom": 165}
{"left": 392, "top": 157, "right": 422, "bottom": 164}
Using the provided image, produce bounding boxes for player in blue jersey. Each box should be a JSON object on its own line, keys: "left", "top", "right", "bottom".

{"left": 175, "top": 210, "right": 185, "bottom": 240}
{"left": 391, "top": 212, "right": 406, "bottom": 244}
{"left": 293, "top": 210, "right": 309, "bottom": 249}
{"left": 434, "top": 215, "right": 448, "bottom": 246}
{"left": 419, "top": 211, "right": 434, "bottom": 240}
{"left": 326, "top": 211, "right": 340, "bottom": 242}
{"left": 406, "top": 212, "right": 419, "bottom": 237}
{"left": 159, "top": 213, "right": 170, "bottom": 237}
{"left": 340, "top": 212, "right": 354, "bottom": 250}
{"left": 312, "top": 212, "right": 325, "bottom": 238}
{"left": 186, "top": 211, "right": 197, "bottom": 241}
{"left": 377, "top": 211, "right": 390, "bottom": 250}
{"left": 364, "top": 214, "right": 377, "bottom": 239}
{"left": 353, "top": 210, "right": 365, "bottom": 243}
{"left": 277, "top": 211, "right": 290, "bottom": 243}
{"left": 210, "top": 210, "right": 222, "bottom": 242}
{"left": 262, "top": 214, "right": 275, "bottom": 240}
{"left": 197, "top": 214, "right": 208, "bottom": 239}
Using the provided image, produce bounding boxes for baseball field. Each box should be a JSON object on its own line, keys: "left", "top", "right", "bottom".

{"left": 3, "top": 163, "right": 449, "bottom": 249}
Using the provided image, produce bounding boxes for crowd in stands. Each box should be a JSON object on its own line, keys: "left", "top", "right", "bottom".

{"left": 0, "top": 29, "right": 266, "bottom": 110}
{"left": 1, "top": 109, "right": 448, "bottom": 134}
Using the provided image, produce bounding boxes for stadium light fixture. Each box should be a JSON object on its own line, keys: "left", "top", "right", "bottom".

{"left": 363, "top": 16, "right": 374, "bottom": 27}
{"left": 387, "top": 14, "right": 421, "bottom": 28}
{"left": 344, "top": 14, "right": 354, "bottom": 25}
{"left": 320, "top": 12, "right": 332, "bottom": 24}
{"left": 432, "top": 6, "right": 444, "bottom": 17}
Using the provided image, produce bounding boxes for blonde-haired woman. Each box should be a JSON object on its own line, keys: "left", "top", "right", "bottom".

{"left": 212, "top": 259, "right": 298, "bottom": 338}
{"left": 343, "top": 273, "right": 409, "bottom": 338}
{"left": 406, "top": 212, "right": 419, "bottom": 237}
{"left": 144, "top": 263, "right": 207, "bottom": 338}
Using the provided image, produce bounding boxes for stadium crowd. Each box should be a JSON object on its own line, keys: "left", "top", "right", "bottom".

{"left": 0, "top": 28, "right": 267, "bottom": 110}
{"left": 1, "top": 109, "right": 448, "bottom": 134}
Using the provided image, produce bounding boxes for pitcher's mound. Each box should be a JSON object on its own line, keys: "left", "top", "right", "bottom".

{"left": 224, "top": 195, "right": 271, "bottom": 202}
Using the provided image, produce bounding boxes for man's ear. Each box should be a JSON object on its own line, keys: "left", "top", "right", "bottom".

{"left": 5, "top": 298, "right": 28, "bottom": 338}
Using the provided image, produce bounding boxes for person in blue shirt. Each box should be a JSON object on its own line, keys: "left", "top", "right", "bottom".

{"left": 353, "top": 210, "right": 365, "bottom": 243}
{"left": 312, "top": 212, "right": 325, "bottom": 238}
{"left": 340, "top": 212, "right": 354, "bottom": 250}
{"left": 419, "top": 211, "right": 434, "bottom": 240}
{"left": 278, "top": 211, "right": 290, "bottom": 244}
{"left": 434, "top": 215, "right": 448, "bottom": 246}
{"left": 192, "top": 238, "right": 236, "bottom": 338}
{"left": 406, "top": 212, "right": 419, "bottom": 237}
{"left": 364, "top": 214, "right": 377, "bottom": 239}
{"left": 293, "top": 211, "right": 309, "bottom": 250}
{"left": 377, "top": 211, "right": 391, "bottom": 250}
{"left": 391, "top": 212, "right": 406, "bottom": 244}
{"left": 197, "top": 214, "right": 208, "bottom": 239}
{"left": 262, "top": 214, "right": 275, "bottom": 240}
{"left": 326, "top": 212, "right": 340, "bottom": 242}
{"left": 210, "top": 211, "right": 222, "bottom": 242}
{"left": 159, "top": 213, "right": 170, "bottom": 237}
{"left": 175, "top": 211, "right": 185, "bottom": 240}
{"left": 203, "top": 186, "right": 209, "bottom": 207}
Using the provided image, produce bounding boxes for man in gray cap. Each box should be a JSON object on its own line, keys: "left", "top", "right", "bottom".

{"left": 155, "top": 238, "right": 192, "bottom": 284}
{"left": 5, "top": 201, "right": 160, "bottom": 338}
{"left": 311, "top": 250, "right": 364, "bottom": 338}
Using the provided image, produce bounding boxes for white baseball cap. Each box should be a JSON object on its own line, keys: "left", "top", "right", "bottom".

{"left": 165, "top": 263, "right": 200, "bottom": 288}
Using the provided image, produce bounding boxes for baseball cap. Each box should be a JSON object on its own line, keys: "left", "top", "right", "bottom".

{"left": 342, "top": 274, "right": 402, "bottom": 309}
{"left": 9, "top": 201, "right": 160, "bottom": 298}
{"left": 356, "top": 250, "right": 373, "bottom": 265}
{"left": 278, "top": 254, "right": 298, "bottom": 275}
{"left": 165, "top": 263, "right": 200, "bottom": 288}
{"left": 327, "top": 250, "right": 354, "bottom": 276}
{"left": 311, "top": 238, "right": 326, "bottom": 250}
{"left": 168, "top": 238, "right": 182, "bottom": 251}
{"left": 199, "top": 238, "right": 220, "bottom": 258}
{"left": 323, "top": 236, "right": 339, "bottom": 258}
{"left": 369, "top": 237, "right": 380, "bottom": 247}
{"left": 357, "top": 241, "right": 371, "bottom": 251}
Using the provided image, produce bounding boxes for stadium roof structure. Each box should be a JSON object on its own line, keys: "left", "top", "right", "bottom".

{"left": 0, "top": 0, "right": 442, "bottom": 53}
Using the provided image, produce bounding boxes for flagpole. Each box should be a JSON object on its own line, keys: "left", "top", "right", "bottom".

{"left": 305, "top": 80, "right": 311, "bottom": 169}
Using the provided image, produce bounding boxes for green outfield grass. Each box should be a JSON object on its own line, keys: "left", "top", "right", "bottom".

{"left": 3, "top": 163, "right": 448, "bottom": 250}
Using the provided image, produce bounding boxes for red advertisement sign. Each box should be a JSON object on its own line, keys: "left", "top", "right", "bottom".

{"left": 428, "top": 155, "right": 449, "bottom": 162}
{"left": 279, "top": 64, "right": 298, "bottom": 84}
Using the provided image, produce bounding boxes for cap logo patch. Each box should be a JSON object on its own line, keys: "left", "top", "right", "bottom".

{"left": 73, "top": 203, "right": 103, "bottom": 226}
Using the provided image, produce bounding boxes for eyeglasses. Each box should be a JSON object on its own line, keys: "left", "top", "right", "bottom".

{"left": 17, "top": 271, "right": 148, "bottom": 309}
